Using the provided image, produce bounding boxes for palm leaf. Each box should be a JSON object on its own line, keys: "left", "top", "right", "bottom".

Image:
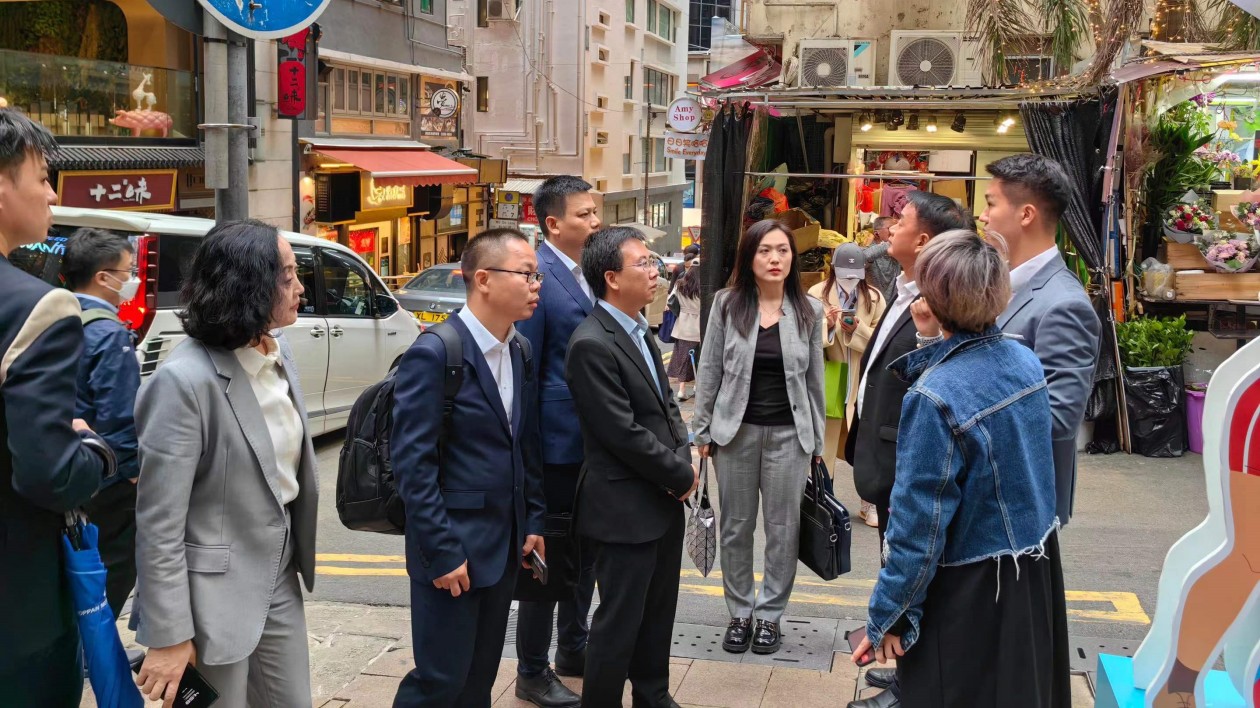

{"left": 966, "top": 0, "right": 1036, "bottom": 84}
{"left": 1206, "top": 0, "right": 1260, "bottom": 50}
{"left": 1039, "top": 0, "right": 1091, "bottom": 75}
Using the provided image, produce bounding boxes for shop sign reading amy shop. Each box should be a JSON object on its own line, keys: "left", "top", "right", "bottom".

{"left": 360, "top": 175, "right": 413, "bottom": 210}
{"left": 663, "top": 131, "right": 709, "bottom": 160}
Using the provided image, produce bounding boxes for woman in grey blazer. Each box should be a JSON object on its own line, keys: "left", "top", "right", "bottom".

{"left": 133, "top": 221, "right": 319, "bottom": 707}
{"left": 693, "top": 219, "right": 826, "bottom": 656}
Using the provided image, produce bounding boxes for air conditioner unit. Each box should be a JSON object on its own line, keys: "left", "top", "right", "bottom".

{"left": 594, "top": 130, "right": 610, "bottom": 146}
{"left": 486, "top": 0, "right": 516, "bottom": 21}
{"left": 798, "top": 39, "right": 863, "bottom": 89}
{"left": 889, "top": 31, "right": 982, "bottom": 87}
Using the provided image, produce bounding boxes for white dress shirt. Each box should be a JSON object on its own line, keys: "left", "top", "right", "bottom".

{"left": 546, "top": 240, "right": 593, "bottom": 304}
{"left": 857, "top": 274, "right": 919, "bottom": 417}
{"left": 1008, "top": 245, "right": 1061, "bottom": 297}
{"left": 457, "top": 306, "right": 516, "bottom": 429}
{"left": 235, "top": 338, "right": 302, "bottom": 505}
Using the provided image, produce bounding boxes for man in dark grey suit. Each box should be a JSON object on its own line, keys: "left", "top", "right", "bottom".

{"left": 980, "top": 154, "right": 1101, "bottom": 525}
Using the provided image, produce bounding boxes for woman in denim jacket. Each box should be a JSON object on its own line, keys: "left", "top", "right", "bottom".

{"left": 852, "top": 231, "right": 1069, "bottom": 708}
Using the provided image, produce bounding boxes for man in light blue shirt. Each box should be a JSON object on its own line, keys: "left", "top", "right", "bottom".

{"left": 596, "top": 299, "right": 663, "bottom": 396}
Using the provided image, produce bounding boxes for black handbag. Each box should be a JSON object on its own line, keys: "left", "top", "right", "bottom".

{"left": 798, "top": 459, "right": 852, "bottom": 580}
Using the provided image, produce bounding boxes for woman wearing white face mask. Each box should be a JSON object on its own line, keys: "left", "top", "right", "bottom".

{"left": 807, "top": 242, "right": 886, "bottom": 528}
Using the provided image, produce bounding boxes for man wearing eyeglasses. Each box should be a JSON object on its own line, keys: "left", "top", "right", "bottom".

{"left": 392, "top": 228, "right": 548, "bottom": 707}
{"left": 513, "top": 176, "right": 602, "bottom": 708}
{"left": 62, "top": 227, "right": 143, "bottom": 619}
{"left": 566, "top": 226, "right": 698, "bottom": 708}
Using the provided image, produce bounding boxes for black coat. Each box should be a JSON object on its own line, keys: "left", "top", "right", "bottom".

{"left": 847, "top": 301, "right": 919, "bottom": 507}
{"left": 565, "top": 306, "right": 693, "bottom": 545}
{"left": 0, "top": 255, "right": 110, "bottom": 664}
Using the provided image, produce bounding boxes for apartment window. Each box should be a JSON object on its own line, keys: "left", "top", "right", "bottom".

{"left": 420, "top": 0, "right": 434, "bottom": 12}
{"left": 476, "top": 77, "right": 489, "bottom": 111}
{"left": 330, "top": 66, "right": 413, "bottom": 119}
{"left": 644, "top": 67, "right": 673, "bottom": 107}
{"left": 623, "top": 136, "right": 634, "bottom": 172}
{"left": 652, "top": 138, "right": 667, "bottom": 172}
{"left": 626, "top": 0, "right": 635, "bottom": 22}
{"left": 477, "top": 0, "right": 489, "bottom": 26}
{"left": 333, "top": 68, "right": 346, "bottom": 111}
{"left": 606, "top": 198, "right": 637, "bottom": 223}
{"left": 657, "top": 3, "right": 673, "bottom": 40}
{"left": 648, "top": 200, "right": 670, "bottom": 227}
{"left": 647, "top": 0, "right": 656, "bottom": 31}
{"left": 624, "top": 62, "right": 637, "bottom": 100}
{"left": 688, "top": 0, "right": 732, "bottom": 50}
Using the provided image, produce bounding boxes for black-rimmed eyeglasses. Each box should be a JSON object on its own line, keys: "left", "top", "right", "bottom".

{"left": 485, "top": 268, "right": 545, "bottom": 284}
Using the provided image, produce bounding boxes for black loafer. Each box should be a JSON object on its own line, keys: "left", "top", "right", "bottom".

{"left": 864, "top": 667, "right": 897, "bottom": 689}
{"left": 554, "top": 647, "right": 585, "bottom": 677}
{"left": 750, "top": 619, "right": 782, "bottom": 655}
{"left": 721, "top": 617, "right": 752, "bottom": 653}
{"left": 515, "top": 667, "right": 581, "bottom": 708}
{"left": 846, "top": 689, "right": 900, "bottom": 708}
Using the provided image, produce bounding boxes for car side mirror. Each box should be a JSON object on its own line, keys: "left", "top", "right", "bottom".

{"left": 375, "top": 292, "right": 399, "bottom": 318}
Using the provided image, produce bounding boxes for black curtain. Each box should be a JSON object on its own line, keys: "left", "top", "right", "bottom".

{"left": 698, "top": 102, "right": 754, "bottom": 339}
{"left": 1019, "top": 88, "right": 1122, "bottom": 449}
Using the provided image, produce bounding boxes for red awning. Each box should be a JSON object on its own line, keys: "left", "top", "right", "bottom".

{"left": 316, "top": 148, "right": 478, "bottom": 187}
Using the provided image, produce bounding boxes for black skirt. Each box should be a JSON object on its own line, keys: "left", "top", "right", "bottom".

{"left": 896, "top": 531, "right": 1072, "bottom": 708}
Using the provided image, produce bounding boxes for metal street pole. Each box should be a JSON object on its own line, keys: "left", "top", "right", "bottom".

{"left": 202, "top": 10, "right": 251, "bottom": 223}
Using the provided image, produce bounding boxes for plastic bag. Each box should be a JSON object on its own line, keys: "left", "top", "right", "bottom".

{"left": 1124, "top": 366, "right": 1186, "bottom": 458}
{"left": 1141, "top": 257, "right": 1176, "bottom": 301}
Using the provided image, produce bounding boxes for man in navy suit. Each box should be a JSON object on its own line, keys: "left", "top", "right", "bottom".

{"left": 392, "top": 228, "right": 548, "bottom": 707}
{"left": 514, "top": 176, "right": 602, "bottom": 707}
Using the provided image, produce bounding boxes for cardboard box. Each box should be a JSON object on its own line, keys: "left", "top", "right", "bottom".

{"left": 800, "top": 270, "right": 825, "bottom": 291}
{"left": 1211, "top": 190, "right": 1250, "bottom": 232}
{"left": 778, "top": 208, "right": 821, "bottom": 252}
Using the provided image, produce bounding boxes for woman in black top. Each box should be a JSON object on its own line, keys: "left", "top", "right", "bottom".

{"left": 692, "top": 220, "right": 826, "bottom": 656}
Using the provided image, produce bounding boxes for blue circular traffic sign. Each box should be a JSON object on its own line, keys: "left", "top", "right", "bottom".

{"left": 197, "top": 0, "right": 332, "bottom": 40}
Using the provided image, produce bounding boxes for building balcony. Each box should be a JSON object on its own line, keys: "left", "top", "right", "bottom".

{"left": 0, "top": 49, "right": 196, "bottom": 140}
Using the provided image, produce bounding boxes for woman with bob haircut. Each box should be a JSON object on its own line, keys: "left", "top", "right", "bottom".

{"left": 692, "top": 218, "right": 825, "bottom": 656}
{"left": 853, "top": 230, "right": 1069, "bottom": 708}
{"left": 131, "top": 220, "right": 321, "bottom": 707}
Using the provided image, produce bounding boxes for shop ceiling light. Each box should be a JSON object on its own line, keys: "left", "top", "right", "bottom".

{"left": 890, "top": 111, "right": 905, "bottom": 127}
{"left": 1002, "top": 112, "right": 1016, "bottom": 127}
{"left": 907, "top": 113, "right": 920, "bottom": 130}
{"left": 925, "top": 115, "right": 938, "bottom": 132}
{"left": 1213, "top": 72, "right": 1260, "bottom": 86}
{"left": 950, "top": 113, "right": 966, "bottom": 133}
{"left": 859, "top": 112, "right": 873, "bottom": 131}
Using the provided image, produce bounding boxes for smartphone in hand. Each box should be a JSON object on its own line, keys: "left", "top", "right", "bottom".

{"left": 526, "top": 548, "right": 548, "bottom": 585}
{"left": 846, "top": 629, "right": 876, "bottom": 667}
{"left": 131, "top": 653, "right": 220, "bottom": 707}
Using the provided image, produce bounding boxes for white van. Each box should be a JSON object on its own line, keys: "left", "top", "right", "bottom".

{"left": 14, "top": 207, "right": 421, "bottom": 435}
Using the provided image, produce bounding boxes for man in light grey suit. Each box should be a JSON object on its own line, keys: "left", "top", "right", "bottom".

{"left": 132, "top": 221, "right": 318, "bottom": 707}
{"left": 979, "top": 154, "right": 1101, "bottom": 526}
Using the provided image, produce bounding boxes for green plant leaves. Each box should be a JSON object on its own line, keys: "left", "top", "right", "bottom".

{"left": 1116, "top": 315, "right": 1196, "bottom": 368}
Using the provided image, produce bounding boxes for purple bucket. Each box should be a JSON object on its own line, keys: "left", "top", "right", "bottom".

{"left": 1186, "top": 388, "right": 1206, "bottom": 454}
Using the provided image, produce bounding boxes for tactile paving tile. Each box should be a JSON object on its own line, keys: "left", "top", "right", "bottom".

{"left": 669, "top": 618, "right": 839, "bottom": 671}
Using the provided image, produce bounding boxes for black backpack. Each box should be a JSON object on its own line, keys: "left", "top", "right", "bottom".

{"left": 335, "top": 320, "right": 531, "bottom": 534}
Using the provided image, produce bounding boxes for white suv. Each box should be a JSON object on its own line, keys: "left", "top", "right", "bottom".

{"left": 14, "top": 207, "right": 421, "bottom": 435}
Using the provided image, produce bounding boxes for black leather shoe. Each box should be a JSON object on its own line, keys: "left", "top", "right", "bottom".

{"left": 864, "top": 667, "right": 897, "bottom": 689}
{"left": 846, "top": 688, "right": 900, "bottom": 708}
{"left": 554, "top": 647, "right": 585, "bottom": 677}
{"left": 750, "top": 619, "right": 782, "bottom": 654}
{"left": 721, "top": 617, "right": 752, "bottom": 653}
{"left": 515, "top": 667, "right": 581, "bottom": 708}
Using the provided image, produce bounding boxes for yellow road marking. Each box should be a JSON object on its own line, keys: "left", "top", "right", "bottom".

{"left": 315, "top": 553, "right": 1150, "bottom": 623}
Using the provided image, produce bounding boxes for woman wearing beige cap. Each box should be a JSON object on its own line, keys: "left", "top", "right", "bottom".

{"left": 808, "top": 242, "right": 886, "bottom": 527}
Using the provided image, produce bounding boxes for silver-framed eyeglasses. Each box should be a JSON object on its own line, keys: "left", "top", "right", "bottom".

{"left": 485, "top": 268, "right": 545, "bottom": 284}
{"left": 620, "top": 257, "right": 662, "bottom": 273}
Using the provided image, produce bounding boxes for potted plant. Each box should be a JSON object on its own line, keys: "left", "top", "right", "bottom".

{"left": 1116, "top": 315, "right": 1196, "bottom": 457}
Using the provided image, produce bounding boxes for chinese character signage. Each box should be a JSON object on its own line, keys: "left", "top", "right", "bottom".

{"left": 277, "top": 28, "right": 312, "bottom": 119}
{"left": 348, "top": 228, "right": 377, "bottom": 254}
{"left": 664, "top": 131, "right": 709, "bottom": 160}
{"left": 57, "top": 170, "right": 177, "bottom": 211}
{"left": 360, "top": 174, "right": 413, "bottom": 210}
{"left": 521, "top": 195, "right": 537, "bottom": 224}
{"left": 419, "top": 76, "right": 460, "bottom": 138}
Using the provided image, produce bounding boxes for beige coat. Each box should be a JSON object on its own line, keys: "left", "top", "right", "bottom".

{"left": 808, "top": 281, "right": 887, "bottom": 461}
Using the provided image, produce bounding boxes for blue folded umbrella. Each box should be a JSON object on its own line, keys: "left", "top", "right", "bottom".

{"left": 62, "top": 515, "right": 144, "bottom": 708}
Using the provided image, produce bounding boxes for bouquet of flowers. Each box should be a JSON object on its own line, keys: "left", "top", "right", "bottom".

{"left": 1232, "top": 200, "right": 1260, "bottom": 230}
{"left": 1198, "top": 232, "right": 1259, "bottom": 273}
{"left": 1195, "top": 143, "right": 1244, "bottom": 175}
{"left": 1165, "top": 203, "right": 1216, "bottom": 234}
